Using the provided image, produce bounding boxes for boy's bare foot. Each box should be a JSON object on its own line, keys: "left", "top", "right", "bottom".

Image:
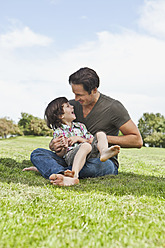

{"left": 64, "top": 170, "right": 75, "bottom": 178}
{"left": 22, "top": 166, "right": 39, "bottom": 172}
{"left": 49, "top": 174, "right": 79, "bottom": 186}
{"left": 100, "top": 145, "right": 120, "bottom": 162}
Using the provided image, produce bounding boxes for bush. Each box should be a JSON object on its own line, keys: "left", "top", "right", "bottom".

{"left": 0, "top": 117, "right": 22, "bottom": 138}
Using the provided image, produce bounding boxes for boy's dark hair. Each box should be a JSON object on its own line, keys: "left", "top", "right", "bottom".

{"left": 44, "top": 97, "right": 68, "bottom": 129}
{"left": 68, "top": 67, "right": 100, "bottom": 94}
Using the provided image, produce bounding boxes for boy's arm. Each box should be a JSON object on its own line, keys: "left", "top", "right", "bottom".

{"left": 67, "top": 123, "right": 94, "bottom": 145}
{"left": 68, "top": 136, "right": 93, "bottom": 146}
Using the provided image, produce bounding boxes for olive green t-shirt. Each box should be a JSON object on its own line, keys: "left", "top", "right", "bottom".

{"left": 69, "top": 93, "right": 130, "bottom": 137}
{"left": 69, "top": 93, "right": 131, "bottom": 167}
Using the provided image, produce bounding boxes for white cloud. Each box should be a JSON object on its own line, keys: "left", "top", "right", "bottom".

{"left": 107, "top": 91, "right": 165, "bottom": 125}
{"left": 1, "top": 27, "right": 165, "bottom": 123}
{"left": 57, "top": 29, "right": 165, "bottom": 97}
{"left": 80, "top": 16, "right": 88, "bottom": 20}
{"left": 1, "top": 0, "right": 165, "bottom": 124}
{"left": 0, "top": 26, "right": 53, "bottom": 49}
{"left": 48, "top": 0, "right": 61, "bottom": 5}
{"left": 138, "top": 0, "right": 165, "bottom": 38}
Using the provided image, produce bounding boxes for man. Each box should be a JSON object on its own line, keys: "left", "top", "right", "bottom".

{"left": 30, "top": 67, "right": 143, "bottom": 186}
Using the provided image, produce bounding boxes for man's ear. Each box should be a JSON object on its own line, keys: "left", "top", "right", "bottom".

{"left": 92, "top": 88, "right": 98, "bottom": 94}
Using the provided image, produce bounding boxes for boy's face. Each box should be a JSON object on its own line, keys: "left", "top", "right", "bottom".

{"left": 62, "top": 102, "right": 76, "bottom": 124}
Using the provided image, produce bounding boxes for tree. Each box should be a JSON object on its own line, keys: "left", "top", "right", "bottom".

{"left": 18, "top": 112, "right": 38, "bottom": 135}
{"left": 144, "top": 132, "right": 165, "bottom": 148}
{"left": 138, "top": 113, "right": 165, "bottom": 147}
{"left": 18, "top": 112, "right": 53, "bottom": 136}
{"left": 0, "top": 118, "right": 22, "bottom": 138}
{"left": 29, "top": 118, "right": 53, "bottom": 136}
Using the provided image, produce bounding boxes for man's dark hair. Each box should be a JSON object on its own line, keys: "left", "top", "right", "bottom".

{"left": 44, "top": 97, "right": 68, "bottom": 129}
{"left": 69, "top": 67, "right": 100, "bottom": 94}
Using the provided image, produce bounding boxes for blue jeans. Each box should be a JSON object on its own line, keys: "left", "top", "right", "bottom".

{"left": 30, "top": 148, "right": 118, "bottom": 179}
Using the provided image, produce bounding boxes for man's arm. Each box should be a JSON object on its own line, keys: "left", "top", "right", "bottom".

{"left": 107, "top": 119, "right": 143, "bottom": 148}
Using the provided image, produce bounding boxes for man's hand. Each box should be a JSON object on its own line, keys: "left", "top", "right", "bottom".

{"left": 49, "top": 135, "right": 68, "bottom": 152}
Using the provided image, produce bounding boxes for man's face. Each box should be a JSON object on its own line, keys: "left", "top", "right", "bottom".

{"left": 71, "top": 84, "right": 95, "bottom": 106}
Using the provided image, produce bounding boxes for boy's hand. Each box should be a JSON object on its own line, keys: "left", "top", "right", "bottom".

{"left": 68, "top": 136, "right": 79, "bottom": 146}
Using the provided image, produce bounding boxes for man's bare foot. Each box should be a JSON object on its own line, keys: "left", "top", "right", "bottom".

{"left": 100, "top": 145, "right": 120, "bottom": 162}
{"left": 49, "top": 174, "right": 79, "bottom": 186}
{"left": 22, "top": 166, "right": 39, "bottom": 172}
{"left": 64, "top": 170, "right": 75, "bottom": 178}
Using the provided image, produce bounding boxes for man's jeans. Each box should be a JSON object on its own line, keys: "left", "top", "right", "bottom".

{"left": 30, "top": 148, "right": 118, "bottom": 179}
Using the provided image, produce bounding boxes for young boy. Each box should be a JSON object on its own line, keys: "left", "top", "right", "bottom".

{"left": 23, "top": 97, "right": 120, "bottom": 186}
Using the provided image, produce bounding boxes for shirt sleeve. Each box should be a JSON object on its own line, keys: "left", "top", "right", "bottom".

{"left": 111, "top": 100, "right": 131, "bottom": 128}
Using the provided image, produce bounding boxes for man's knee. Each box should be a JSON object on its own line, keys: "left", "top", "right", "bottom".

{"left": 30, "top": 148, "right": 46, "bottom": 162}
{"left": 31, "top": 148, "right": 42, "bottom": 156}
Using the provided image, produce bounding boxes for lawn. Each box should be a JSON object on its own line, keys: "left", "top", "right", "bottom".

{"left": 0, "top": 136, "right": 165, "bottom": 248}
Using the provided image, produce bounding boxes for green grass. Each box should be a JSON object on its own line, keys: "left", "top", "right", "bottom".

{"left": 0, "top": 136, "right": 165, "bottom": 248}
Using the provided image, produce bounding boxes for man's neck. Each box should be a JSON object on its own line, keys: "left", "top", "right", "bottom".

{"left": 82, "top": 92, "right": 100, "bottom": 118}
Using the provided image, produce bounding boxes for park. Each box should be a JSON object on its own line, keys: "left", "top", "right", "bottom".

{"left": 0, "top": 136, "right": 164, "bottom": 247}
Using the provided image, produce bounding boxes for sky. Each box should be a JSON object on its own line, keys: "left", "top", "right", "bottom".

{"left": 0, "top": 0, "right": 165, "bottom": 125}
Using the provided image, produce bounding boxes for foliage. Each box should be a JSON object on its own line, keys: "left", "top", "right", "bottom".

{"left": 18, "top": 112, "right": 52, "bottom": 136}
{"left": 3, "top": 111, "right": 165, "bottom": 147}
{"left": 144, "top": 131, "right": 165, "bottom": 148}
{"left": 18, "top": 112, "right": 37, "bottom": 135}
{"left": 0, "top": 117, "right": 22, "bottom": 138}
{"left": 29, "top": 118, "right": 53, "bottom": 136}
{"left": 138, "top": 112, "right": 165, "bottom": 147}
{"left": 0, "top": 136, "right": 165, "bottom": 247}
